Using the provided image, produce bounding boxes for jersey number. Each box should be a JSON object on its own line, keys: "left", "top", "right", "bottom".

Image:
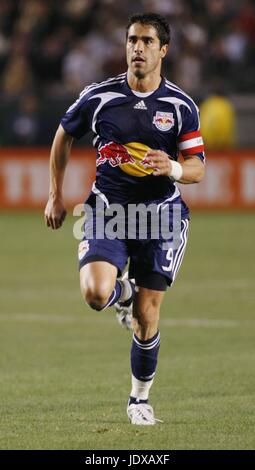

{"left": 162, "top": 248, "right": 174, "bottom": 272}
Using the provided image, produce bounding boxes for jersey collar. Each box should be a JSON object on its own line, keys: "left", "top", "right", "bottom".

{"left": 123, "top": 72, "right": 166, "bottom": 98}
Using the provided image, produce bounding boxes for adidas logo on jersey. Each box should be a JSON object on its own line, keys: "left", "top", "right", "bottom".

{"left": 134, "top": 100, "right": 147, "bottom": 110}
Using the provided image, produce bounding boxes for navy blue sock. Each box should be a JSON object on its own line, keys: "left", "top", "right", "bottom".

{"left": 131, "top": 331, "right": 160, "bottom": 383}
{"left": 102, "top": 280, "right": 122, "bottom": 309}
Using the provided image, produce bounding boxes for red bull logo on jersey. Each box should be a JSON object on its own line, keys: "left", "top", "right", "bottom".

{"left": 153, "top": 111, "right": 175, "bottom": 132}
{"left": 97, "top": 141, "right": 154, "bottom": 177}
{"left": 97, "top": 142, "right": 136, "bottom": 167}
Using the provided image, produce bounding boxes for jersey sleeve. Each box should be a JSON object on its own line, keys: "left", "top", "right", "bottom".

{"left": 60, "top": 88, "right": 93, "bottom": 139}
{"left": 178, "top": 101, "right": 205, "bottom": 163}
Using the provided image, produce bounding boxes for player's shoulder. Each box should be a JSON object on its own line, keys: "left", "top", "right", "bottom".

{"left": 65, "top": 73, "right": 126, "bottom": 113}
{"left": 163, "top": 78, "right": 199, "bottom": 112}
{"left": 80, "top": 73, "right": 126, "bottom": 99}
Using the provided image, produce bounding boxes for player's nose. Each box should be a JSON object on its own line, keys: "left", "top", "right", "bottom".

{"left": 134, "top": 39, "right": 144, "bottom": 53}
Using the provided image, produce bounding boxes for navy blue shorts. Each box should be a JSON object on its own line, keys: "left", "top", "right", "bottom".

{"left": 78, "top": 195, "right": 189, "bottom": 290}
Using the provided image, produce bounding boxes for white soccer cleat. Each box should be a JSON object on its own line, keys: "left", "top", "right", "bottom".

{"left": 116, "top": 303, "right": 133, "bottom": 330}
{"left": 115, "top": 272, "right": 135, "bottom": 331}
{"left": 127, "top": 403, "right": 162, "bottom": 425}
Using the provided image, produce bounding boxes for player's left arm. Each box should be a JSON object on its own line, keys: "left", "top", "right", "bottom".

{"left": 144, "top": 150, "right": 205, "bottom": 184}
{"left": 176, "top": 154, "right": 205, "bottom": 184}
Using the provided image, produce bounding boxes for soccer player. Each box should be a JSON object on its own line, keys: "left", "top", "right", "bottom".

{"left": 45, "top": 13, "right": 205, "bottom": 425}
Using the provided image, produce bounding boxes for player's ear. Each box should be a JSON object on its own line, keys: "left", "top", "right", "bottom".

{"left": 160, "top": 44, "right": 169, "bottom": 58}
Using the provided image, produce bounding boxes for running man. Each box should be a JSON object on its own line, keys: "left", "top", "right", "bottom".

{"left": 45, "top": 13, "right": 205, "bottom": 425}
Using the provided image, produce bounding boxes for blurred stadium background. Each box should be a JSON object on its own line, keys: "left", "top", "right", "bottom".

{"left": 0, "top": 0, "right": 255, "bottom": 450}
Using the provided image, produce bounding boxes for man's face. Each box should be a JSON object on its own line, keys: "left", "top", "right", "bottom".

{"left": 126, "top": 23, "right": 168, "bottom": 79}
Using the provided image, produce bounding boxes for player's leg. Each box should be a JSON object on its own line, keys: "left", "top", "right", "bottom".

{"left": 80, "top": 261, "right": 117, "bottom": 310}
{"left": 126, "top": 217, "right": 190, "bottom": 424}
{"left": 79, "top": 261, "right": 134, "bottom": 311}
{"left": 77, "top": 193, "right": 134, "bottom": 312}
{"left": 79, "top": 260, "right": 133, "bottom": 312}
{"left": 126, "top": 279, "right": 166, "bottom": 425}
{"left": 78, "top": 224, "right": 134, "bottom": 313}
{"left": 132, "top": 285, "right": 164, "bottom": 339}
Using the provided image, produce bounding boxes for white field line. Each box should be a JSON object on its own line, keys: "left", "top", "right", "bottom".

{"left": 0, "top": 278, "right": 254, "bottom": 301}
{"left": 161, "top": 318, "right": 239, "bottom": 328}
{"left": 0, "top": 313, "right": 80, "bottom": 324}
{"left": 0, "top": 289, "right": 78, "bottom": 300}
{"left": 0, "top": 313, "right": 244, "bottom": 328}
{"left": 179, "top": 279, "right": 255, "bottom": 288}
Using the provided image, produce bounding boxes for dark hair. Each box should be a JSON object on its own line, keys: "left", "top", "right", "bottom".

{"left": 126, "top": 12, "right": 170, "bottom": 48}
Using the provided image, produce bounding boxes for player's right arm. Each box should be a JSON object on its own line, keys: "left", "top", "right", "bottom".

{"left": 44, "top": 124, "right": 73, "bottom": 230}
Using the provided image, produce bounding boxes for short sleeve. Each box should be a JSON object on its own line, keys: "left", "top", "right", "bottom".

{"left": 178, "top": 101, "right": 205, "bottom": 163}
{"left": 61, "top": 88, "right": 92, "bottom": 139}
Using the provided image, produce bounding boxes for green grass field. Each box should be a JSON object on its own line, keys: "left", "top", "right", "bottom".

{"left": 0, "top": 211, "right": 255, "bottom": 450}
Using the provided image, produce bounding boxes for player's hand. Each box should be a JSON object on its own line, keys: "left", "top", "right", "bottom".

{"left": 143, "top": 150, "right": 173, "bottom": 177}
{"left": 44, "top": 196, "right": 67, "bottom": 230}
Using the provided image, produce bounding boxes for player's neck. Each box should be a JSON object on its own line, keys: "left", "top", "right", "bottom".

{"left": 127, "top": 70, "right": 162, "bottom": 93}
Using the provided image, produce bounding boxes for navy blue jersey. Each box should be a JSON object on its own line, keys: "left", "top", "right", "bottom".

{"left": 61, "top": 73, "right": 205, "bottom": 205}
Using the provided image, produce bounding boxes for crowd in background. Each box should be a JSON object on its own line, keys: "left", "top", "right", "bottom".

{"left": 0, "top": 0, "right": 254, "bottom": 146}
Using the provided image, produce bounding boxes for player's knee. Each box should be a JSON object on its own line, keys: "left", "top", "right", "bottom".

{"left": 81, "top": 284, "right": 111, "bottom": 311}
